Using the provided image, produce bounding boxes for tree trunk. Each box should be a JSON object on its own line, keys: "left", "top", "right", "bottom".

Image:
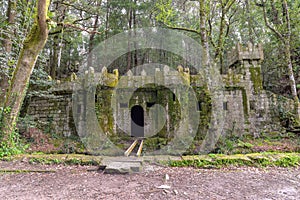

{"left": 49, "top": 34, "right": 59, "bottom": 79}
{"left": 285, "top": 42, "right": 300, "bottom": 120}
{"left": 0, "top": 0, "right": 17, "bottom": 107}
{"left": 87, "top": 15, "right": 99, "bottom": 67}
{"left": 246, "top": 0, "right": 254, "bottom": 44}
{"left": 2, "top": 0, "right": 16, "bottom": 52}
{"left": 261, "top": 0, "right": 300, "bottom": 121}
{"left": 199, "top": 0, "right": 211, "bottom": 67}
{"left": 215, "top": 6, "right": 225, "bottom": 67}
{"left": 282, "top": 0, "right": 300, "bottom": 121}
{"left": 1, "top": 0, "right": 50, "bottom": 144}
{"left": 127, "top": 8, "right": 133, "bottom": 71}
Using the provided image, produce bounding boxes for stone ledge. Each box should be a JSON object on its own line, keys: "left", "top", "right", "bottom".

{"left": 104, "top": 161, "right": 143, "bottom": 174}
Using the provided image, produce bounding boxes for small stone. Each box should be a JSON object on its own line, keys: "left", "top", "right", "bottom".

{"left": 165, "top": 174, "right": 169, "bottom": 181}
{"left": 157, "top": 185, "right": 171, "bottom": 189}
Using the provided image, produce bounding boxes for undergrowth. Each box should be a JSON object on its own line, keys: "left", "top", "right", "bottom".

{"left": 0, "top": 108, "right": 28, "bottom": 158}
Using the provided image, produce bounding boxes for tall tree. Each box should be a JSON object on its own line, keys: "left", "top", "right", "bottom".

{"left": 0, "top": 0, "right": 17, "bottom": 107}
{"left": 259, "top": 0, "right": 300, "bottom": 121}
{"left": 2, "top": 0, "right": 16, "bottom": 53}
{"left": 0, "top": 0, "right": 50, "bottom": 145}
{"left": 155, "top": 0, "right": 237, "bottom": 69}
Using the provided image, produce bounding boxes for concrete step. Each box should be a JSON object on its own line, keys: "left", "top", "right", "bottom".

{"left": 102, "top": 156, "right": 143, "bottom": 174}
{"left": 104, "top": 161, "right": 142, "bottom": 174}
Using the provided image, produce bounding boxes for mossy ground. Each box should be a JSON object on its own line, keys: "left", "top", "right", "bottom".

{"left": 2, "top": 151, "right": 299, "bottom": 169}
{"left": 2, "top": 153, "right": 102, "bottom": 166}
{"left": 168, "top": 152, "right": 300, "bottom": 168}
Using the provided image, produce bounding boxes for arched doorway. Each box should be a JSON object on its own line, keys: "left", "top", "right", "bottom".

{"left": 131, "top": 105, "right": 144, "bottom": 137}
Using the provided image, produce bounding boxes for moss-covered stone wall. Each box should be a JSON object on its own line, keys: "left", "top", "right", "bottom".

{"left": 26, "top": 94, "right": 75, "bottom": 137}
{"left": 25, "top": 43, "right": 297, "bottom": 153}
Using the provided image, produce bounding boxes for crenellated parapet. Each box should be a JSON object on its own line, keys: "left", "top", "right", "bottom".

{"left": 85, "top": 65, "right": 192, "bottom": 88}
{"left": 223, "top": 43, "right": 264, "bottom": 93}
{"left": 50, "top": 63, "right": 195, "bottom": 92}
{"left": 227, "top": 43, "right": 264, "bottom": 68}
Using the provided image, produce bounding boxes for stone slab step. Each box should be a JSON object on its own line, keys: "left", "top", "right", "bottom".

{"left": 104, "top": 161, "right": 143, "bottom": 174}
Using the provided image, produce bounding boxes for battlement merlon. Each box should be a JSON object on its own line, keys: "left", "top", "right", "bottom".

{"left": 94, "top": 66, "right": 192, "bottom": 88}
{"left": 50, "top": 65, "right": 195, "bottom": 92}
{"left": 227, "top": 43, "right": 264, "bottom": 68}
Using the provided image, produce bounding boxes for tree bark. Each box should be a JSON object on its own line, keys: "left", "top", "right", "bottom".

{"left": 246, "top": 0, "right": 254, "bottom": 44}
{"left": 199, "top": 0, "right": 210, "bottom": 67}
{"left": 49, "top": 34, "right": 59, "bottom": 79}
{"left": 2, "top": 0, "right": 16, "bottom": 52}
{"left": 285, "top": 42, "right": 300, "bottom": 117}
{"left": 0, "top": 0, "right": 17, "bottom": 107}
{"left": 282, "top": 0, "right": 300, "bottom": 121}
{"left": 1, "top": 0, "right": 50, "bottom": 144}
{"left": 87, "top": 15, "right": 99, "bottom": 67}
{"left": 214, "top": 4, "right": 225, "bottom": 66}
{"left": 127, "top": 8, "right": 133, "bottom": 71}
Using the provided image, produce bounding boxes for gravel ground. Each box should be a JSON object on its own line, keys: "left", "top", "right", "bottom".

{"left": 0, "top": 160, "right": 300, "bottom": 200}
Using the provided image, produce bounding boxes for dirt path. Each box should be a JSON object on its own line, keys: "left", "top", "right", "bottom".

{"left": 0, "top": 160, "right": 300, "bottom": 200}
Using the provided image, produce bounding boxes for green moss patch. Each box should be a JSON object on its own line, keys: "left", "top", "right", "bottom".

{"left": 168, "top": 152, "right": 300, "bottom": 168}
{"left": 3, "top": 153, "right": 102, "bottom": 166}
{"left": 249, "top": 67, "right": 263, "bottom": 94}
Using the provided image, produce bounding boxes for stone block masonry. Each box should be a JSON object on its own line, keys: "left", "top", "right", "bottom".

{"left": 26, "top": 93, "right": 75, "bottom": 137}
{"left": 25, "top": 43, "right": 295, "bottom": 146}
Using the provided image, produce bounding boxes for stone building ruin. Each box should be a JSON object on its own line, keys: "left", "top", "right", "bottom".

{"left": 24, "top": 43, "right": 294, "bottom": 152}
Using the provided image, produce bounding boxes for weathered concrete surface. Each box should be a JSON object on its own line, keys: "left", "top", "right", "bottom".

{"left": 102, "top": 156, "right": 144, "bottom": 174}
{"left": 101, "top": 155, "right": 182, "bottom": 174}
{"left": 104, "top": 161, "right": 142, "bottom": 174}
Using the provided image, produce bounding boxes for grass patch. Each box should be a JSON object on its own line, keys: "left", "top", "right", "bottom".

{"left": 3, "top": 153, "right": 102, "bottom": 166}
{"left": 168, "top": 152, "right": 300, "bottom": 168}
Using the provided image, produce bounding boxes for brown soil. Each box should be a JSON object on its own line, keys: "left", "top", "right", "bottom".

{"left": 0, "top": 160, "right": 300, "bottom": 200}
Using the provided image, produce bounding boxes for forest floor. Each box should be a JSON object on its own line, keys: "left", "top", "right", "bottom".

{"left": 0, "top": 157, "right": 300, "bottom": 200}
{"left": 1, "top": 131, "right": 299, "bottom": 199}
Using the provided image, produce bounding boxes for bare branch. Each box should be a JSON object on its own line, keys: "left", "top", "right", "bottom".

{"left": 56, "top": 1, "right": 100, "bottom": 16}
{"left": 261, "top": 0, "right": 284, "bottom": 42}
{"left": 56, "top": 22, "right": 106, "bottom": 35}
{"left": 224, "top": 0, "right": 236, "bottom": 12}
{"left": 282, "top": 0, "right": 291, "bottom": 40}
{"left": 164, "top": 24, "right": 201, "bottom": 35}
{"left": 72, "top": 16, "right": 93, "bottom": 25}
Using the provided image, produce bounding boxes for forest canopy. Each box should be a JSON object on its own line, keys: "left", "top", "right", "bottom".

{"left": 1, "top": 0, "right": 299, "bottom": 96}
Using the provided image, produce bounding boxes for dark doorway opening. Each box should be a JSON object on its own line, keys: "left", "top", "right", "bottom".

{"left": 131, "top": 105, "right": 144, "bottom": 137}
